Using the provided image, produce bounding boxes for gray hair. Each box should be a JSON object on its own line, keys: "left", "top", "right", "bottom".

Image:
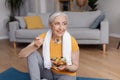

{"left": 49, "top": 12, "right": 68, "bottom": 24}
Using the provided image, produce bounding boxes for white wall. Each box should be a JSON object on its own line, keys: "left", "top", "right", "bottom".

{"left": 98, "top": 0, "right": 120, "bottom": 38}
{"left": 0, "top": 0, "right": 9, "bottom": 39}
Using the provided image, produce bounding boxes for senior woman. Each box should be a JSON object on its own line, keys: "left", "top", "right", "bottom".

{"left": 19, "top": 12, "right": 80, "bottom": 80}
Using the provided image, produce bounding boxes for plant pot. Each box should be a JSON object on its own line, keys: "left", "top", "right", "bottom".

{"left": 76, "top": 0, "right": 88, "bottom": 11}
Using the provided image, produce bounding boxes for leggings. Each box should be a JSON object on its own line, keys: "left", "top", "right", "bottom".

{"left": 27, "top": 51, "right": 76, "bottom": 80}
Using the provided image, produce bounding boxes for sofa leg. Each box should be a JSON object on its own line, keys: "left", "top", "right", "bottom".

{"left": 103, "top": 44, "right": 106, "bottom": 55}
{"left": 13, "top": 42, "right": 16, "bottom": 49}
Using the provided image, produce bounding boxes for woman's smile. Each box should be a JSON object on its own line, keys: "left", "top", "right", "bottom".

{"left": 50, "top": 15, "right": 67, "bottom": 38}
{"left": 57, "top": 30, "right": 65, "bottom": 34}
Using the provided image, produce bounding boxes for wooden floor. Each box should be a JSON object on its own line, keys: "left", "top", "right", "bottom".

{"left": 0, "top": 37, "right": 120, "bottom": 80}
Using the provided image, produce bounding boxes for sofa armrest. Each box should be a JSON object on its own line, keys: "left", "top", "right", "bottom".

{"left": 100, "top": 18, "right": 109, "bottom": 44}
{"left": 9, "top": 21, "right": 19, "bottom": 42}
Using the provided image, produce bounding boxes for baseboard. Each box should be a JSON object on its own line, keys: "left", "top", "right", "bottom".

{"left": 0, "top": 36, "right": 8, "bottom": 40}
{"left": 110, "top": 33, "right": 120, "bottom": 38}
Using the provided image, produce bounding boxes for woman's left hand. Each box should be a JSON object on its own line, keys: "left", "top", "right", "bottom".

{"left": 57, "top": 65, "right": 67, "bottom": 71}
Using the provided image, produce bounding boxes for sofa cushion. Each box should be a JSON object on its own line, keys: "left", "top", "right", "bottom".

{"left": 65, "top": 10, "right": 101, "bottom": 28}
{"left": 27, "top": 13, "right": 50, "bottom": 28}
{"left": 24, "top": 16, "right": 44, "bottom": 29}
{"left": 16, "top": 28, "right": 100, "bottom": 40}
{"left": 39, "top": 13, "right": 50, "bottom": 27}
{"left": 90, "top": 13, "right": 105, "bottom": 29}
{"left": 16, "top": 28, "right": 49, "bottom": 39}
{"left": 15, "top": 16, "right": 26, "bottom": 29}
{"left": 67, "top": 28, "right": 100, "bottom": 40}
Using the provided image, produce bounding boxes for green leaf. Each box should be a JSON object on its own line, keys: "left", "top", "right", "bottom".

{"left": 88, "top": 0, "right": 98, "bottom": 11}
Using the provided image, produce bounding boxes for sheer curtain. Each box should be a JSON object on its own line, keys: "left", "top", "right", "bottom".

{"left": 17, "top": 0, "right": 31, "bottom": 16}
{"left": 17, "top": 0, "right": 56, "bottom": 15}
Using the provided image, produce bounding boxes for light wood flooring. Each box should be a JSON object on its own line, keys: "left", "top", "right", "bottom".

{"left": 0, "top": 37, "right": 120, "bottom": 80}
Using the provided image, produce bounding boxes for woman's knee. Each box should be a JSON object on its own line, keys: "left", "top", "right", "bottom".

{"left": 28, "top": 51, "right": 40, "bottom": 58}
{"left": 27, "top": 51, "right": 44, "bottom": 67}
{"left": 27, "top": 51, "right": 40, "bottom": 62}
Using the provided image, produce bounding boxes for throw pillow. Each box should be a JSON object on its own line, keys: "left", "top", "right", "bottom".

{"left": 15, "top": 17, "right": 26, "bottom": 29}
{"left": 90, "top": 13, "right": 105, "bottom": 29}
{"left": 24, "top": 16, "right": 44, "bottom": 29}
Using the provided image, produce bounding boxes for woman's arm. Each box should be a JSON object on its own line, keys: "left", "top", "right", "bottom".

{"left": 18, "top": 37, "right": 43, "bottom": 58}
{"left": 65, "top": 50, "right": 80, "bottom": 72}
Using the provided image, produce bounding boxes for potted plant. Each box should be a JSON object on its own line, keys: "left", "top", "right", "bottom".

{"left": 5, "top": 0, "right": 24, "bottom": 21}
{"left": 88, "top": 0, "right": 98, "bottom": 11}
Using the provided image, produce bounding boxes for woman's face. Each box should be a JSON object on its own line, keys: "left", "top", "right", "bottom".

{"left": 50, "top": 15, "right": 67, "bottom": 38}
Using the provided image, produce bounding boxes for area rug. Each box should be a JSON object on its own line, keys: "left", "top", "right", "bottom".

{"left": 0, "top": 68, "right": 110, "bottom": 80}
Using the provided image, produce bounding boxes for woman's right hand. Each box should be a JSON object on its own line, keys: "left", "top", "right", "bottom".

{"left": 34, "top": 37, "right": 44, "bottom": 48}
{"left": 18, "top": 37, "right": 44, "bottom": 58}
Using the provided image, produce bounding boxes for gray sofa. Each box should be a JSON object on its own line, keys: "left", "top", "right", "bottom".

{"left": 9, "top": 10, "right": 109, "bottom": 54}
